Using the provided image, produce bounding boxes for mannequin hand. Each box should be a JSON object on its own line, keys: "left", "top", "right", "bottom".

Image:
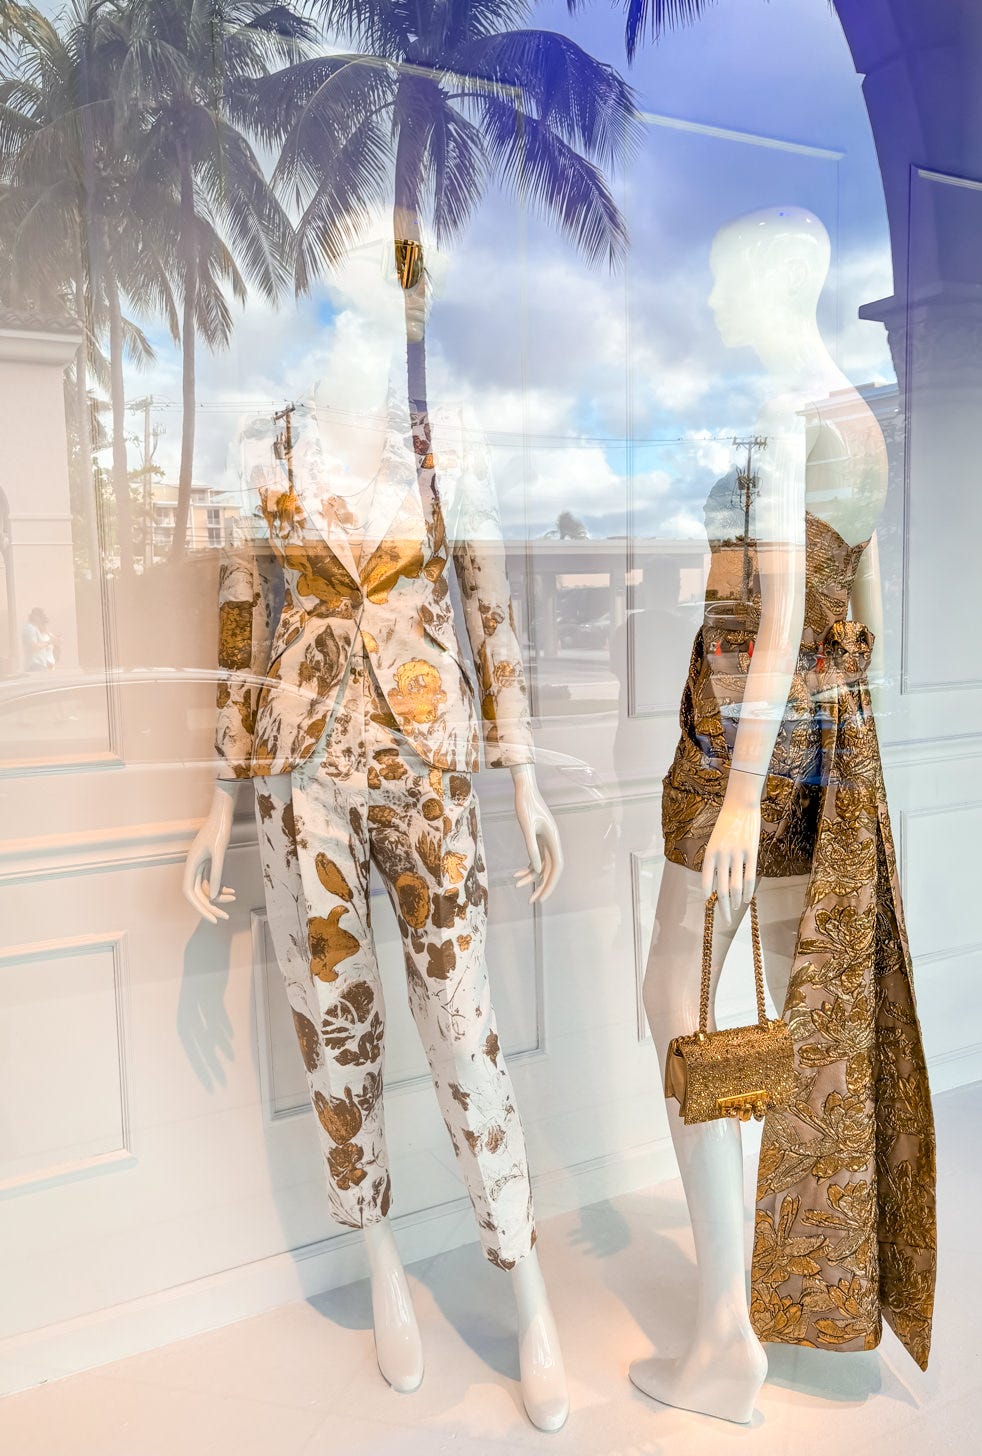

{"left": 183, "top": 784, "right": 238, "bottom": 925}
{"left": 701, "top": 769, "right": 762, "bottom": 921}
{"left": 510, "top": 764, "right": 564, "bottom": 904}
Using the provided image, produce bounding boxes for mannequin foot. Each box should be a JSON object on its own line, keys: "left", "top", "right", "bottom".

{"left": 629, "top": 1320, "right": 767, "bottom": 1425}
{"left": 510, "top": 1249, "right": 569, "bottom": 1433}
{"left": 363, "top": 1219, "right": 424, "bottom": 1392}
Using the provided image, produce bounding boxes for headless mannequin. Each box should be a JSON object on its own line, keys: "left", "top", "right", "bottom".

{"left": 183, "top": 237, "right": 568, "bottom": 1431}
{"left": 631, "top": 207, "right": 887, "bottom": 1423}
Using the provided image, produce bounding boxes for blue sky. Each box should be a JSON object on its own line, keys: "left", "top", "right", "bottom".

{"left": 46, "top": 0, "right": 894, "bottom": 540}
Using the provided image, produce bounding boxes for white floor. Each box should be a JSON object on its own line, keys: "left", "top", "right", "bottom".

{"left": 1, "top": 1081, "right": 974, "bottom": 1456}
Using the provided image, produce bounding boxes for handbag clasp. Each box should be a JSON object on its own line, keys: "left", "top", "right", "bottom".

{"left": 717, "top": 1091, "right": 771, "bottom": 1121}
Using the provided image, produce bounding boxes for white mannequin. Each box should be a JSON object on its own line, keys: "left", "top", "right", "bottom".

{"left": 183, "top": 234, "right": 568, "bottom": 1431}
{"left": 631, "top": 207, "right": 887, "bottom": 1423}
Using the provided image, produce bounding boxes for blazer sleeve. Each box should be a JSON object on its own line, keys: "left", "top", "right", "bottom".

{"left": 214, "top": 425, "right": 279, "bottom": 779}
{"left": 448, "top": 407, "right": 535, "bottom": 769}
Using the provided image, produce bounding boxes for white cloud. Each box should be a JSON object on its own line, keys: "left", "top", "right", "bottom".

{"left": 105, "top": 10, "right": 898, "bottom": 553}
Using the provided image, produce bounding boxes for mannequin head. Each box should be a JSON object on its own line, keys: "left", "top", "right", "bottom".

{"left": 327, "top": 231, "right": 450, "bottom": 345}
{"left": 310, "top": 231, "right": 450, "bottom": 416}
{"left": 708, "top": 206, "right": 831, "bottom": 353}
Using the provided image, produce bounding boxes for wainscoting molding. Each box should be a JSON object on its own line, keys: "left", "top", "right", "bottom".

{"left": 0, "top": 931, "right": 134, "bottom": 1198}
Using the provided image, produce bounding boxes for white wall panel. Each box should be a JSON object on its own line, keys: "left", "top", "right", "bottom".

{"left": 901, "top": 800, "right": 982, "bottom": 964}
{"left": 0, "top": 935, "right": 130, "bottom": 1191}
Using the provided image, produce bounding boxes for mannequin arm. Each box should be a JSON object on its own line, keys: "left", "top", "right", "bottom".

{"left": 702, "top": 410, "right": 807, "bottom": 918}
{"left": 850, "top": 531, "right": 884, "bottom": 719}
{"left": 448, "top": 407, "right": 535, "bottom": 770}
{"left": 703, "top": 538, "right": 805, "bottom": 916}
{"left": 510, "top": 763, "right": 564, "bottom": 903}
{"left": 182, "top": 780, "right": 240, "bottom": 924}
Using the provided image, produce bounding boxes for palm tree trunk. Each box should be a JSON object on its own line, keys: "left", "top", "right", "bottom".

{"left": 107, "top": 271, "right": 135, "bottom": 576}
{"left": 72, "top": 246, "right": 101, "bottom": 583}
{"left": 393, "top": 121, "right": 428, "bottom": 412}
{"left": 170, "top": 147, "right": 197, "bottom": 563}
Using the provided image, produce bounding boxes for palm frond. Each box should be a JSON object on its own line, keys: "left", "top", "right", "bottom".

{"left": 567, "top": 0, "right": 716, "bottom": 61}
{"left": 242, "top": 51, "right": 394, "bottom": 150}
{"left": 426, "top": 98, "right": 488, "bottom": 245}
{"left": 292, "top": 110, "right": 392, "bottom": 288}
{"left": 450, "top": 28, "right": 639, "bottom": 169}
{"left": 481, "top": 96, "right": 629, "bottom": 267}
{"left": 120, "top": 313, "right": 156, "bottom": 367}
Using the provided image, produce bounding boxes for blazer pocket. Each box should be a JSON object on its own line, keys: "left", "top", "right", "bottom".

{"left": 421, "top": 622, "right": 475, "bottom": 698}
{"left": 264, "top": 618, "right": 304, "bottom": 673}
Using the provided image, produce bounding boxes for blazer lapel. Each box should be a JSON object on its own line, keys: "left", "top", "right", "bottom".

{"left": 289, "top": 426, "right": 362, "bottom": 585}
{"left": 352, "top": 423, "right": 423, "bottom": 568}
{"left": 285, "top": 387, "right": 436, "bottom": 588}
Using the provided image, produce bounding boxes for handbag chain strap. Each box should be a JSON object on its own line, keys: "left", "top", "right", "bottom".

{"left": 699, "top": 891, "right": 768, "bottom": 1035}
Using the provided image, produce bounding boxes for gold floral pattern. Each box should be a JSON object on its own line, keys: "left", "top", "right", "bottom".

{"left": 313, "top": 1086, "right": 363, "bottom": 1144}
{"left": 291, "top": 1008, "right": 322, "bottom": 1074}
{"left": 328, "top": 1140, "right": 368, "bottom": 1189}
{"left": 217, "top": 598, "right": 254, "bottom": 671}
{"left": 215, "top": 399, "right": 533, "bottom": 778}
{"left": 314, "top": 853, "right": 354, "bottom": 902}
{"left": 307, "top": 907, "right": 361, "bottom": 983}
{"left": 394, "top": 870, "right": 431, "bottom": 928}
{"left": 252, "top": 659, "right": 536, "bottom": 1266}
{"left": 664, "top": 513, "right": 937, "bottom": 1369}
{"left": 389, "top": 659, "right": 447, "bottom": 727}
{"left": 321, "top": 980, "right": 382, "bottom": 1067}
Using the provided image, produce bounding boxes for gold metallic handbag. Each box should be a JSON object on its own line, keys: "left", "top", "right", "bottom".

{"left": 664, "top": 893, "right": 795, "bottom": 1125}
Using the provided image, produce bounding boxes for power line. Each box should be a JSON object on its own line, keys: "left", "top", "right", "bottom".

{"left": 118, "top": 398, "right": 747, "bottom": 451}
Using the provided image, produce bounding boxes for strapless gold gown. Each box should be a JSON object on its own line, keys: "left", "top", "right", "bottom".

{"left": 662, "top": 511, "right": 937, "bottom": 1370}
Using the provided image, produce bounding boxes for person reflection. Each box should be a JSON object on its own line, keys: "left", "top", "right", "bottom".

{"left": 22, "top": 605, "right": 58, "bottom": 672}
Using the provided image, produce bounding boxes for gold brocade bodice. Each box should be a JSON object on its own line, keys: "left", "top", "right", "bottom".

{"left": 664, "top": 506, "right": 876, "bottom": 881}
{"left": 703, "top": 510, "right": 871, "bottom": 652}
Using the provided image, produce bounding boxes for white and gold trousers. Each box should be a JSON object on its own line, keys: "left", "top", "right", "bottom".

{"left": 254, "top": 645, "right": 536, "bottom": 1269}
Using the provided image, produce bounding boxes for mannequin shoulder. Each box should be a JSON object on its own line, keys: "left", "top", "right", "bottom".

{"left": 754, "top": 390, "right": 812, "bottom": 438}
{"left": 432, "top": 399, "right": 494, "bottom": 501}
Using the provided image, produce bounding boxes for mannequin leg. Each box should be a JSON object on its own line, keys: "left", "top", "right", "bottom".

{"left": 255, "top": 773, "right": 423, "bottom": 1391}
{"left": 630, "top": 862, "right": 807, "bottom": 1423}
{"left": 510, "top": 1250, "right": 569, "bottom": 1432}
{"left": 362, "top": 1218, "right": 424, "bottom": 1392}
{"left": 369, "top": 765, "right": 567, "bottom": 1431}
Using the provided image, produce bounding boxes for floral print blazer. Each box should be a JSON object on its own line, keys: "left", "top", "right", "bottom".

{"left": 215, "top": 399, "right": 534, "bottom": 778}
